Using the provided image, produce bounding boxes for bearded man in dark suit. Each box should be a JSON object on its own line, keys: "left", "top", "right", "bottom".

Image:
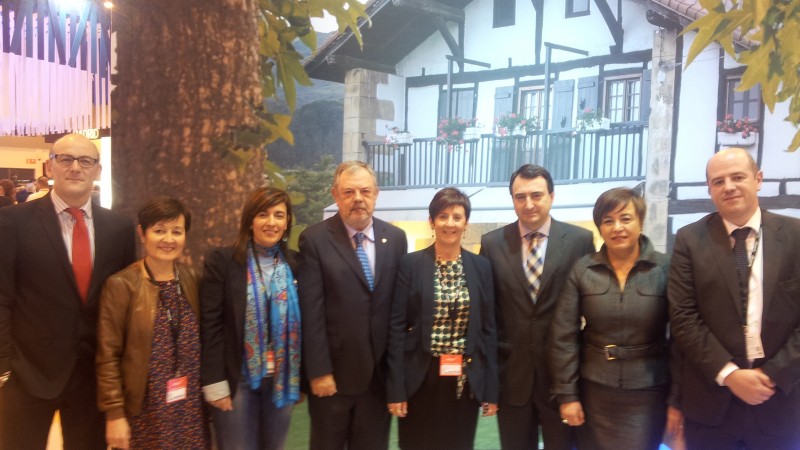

{"left": 0, "top": 133, "right": 137, "bottom": 449}
{"left": 480, "top": 164, "right": 595, "bottom": 450}
{"left": 299, "top": 161, "right": 407, "bottom": 450}
{"left": 669, "top": 147, "right": 800, "bottom": 449}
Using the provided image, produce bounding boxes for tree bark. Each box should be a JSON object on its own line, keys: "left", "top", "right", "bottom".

{"left": 112, "top": 0, "right": 262, "bottom": 265}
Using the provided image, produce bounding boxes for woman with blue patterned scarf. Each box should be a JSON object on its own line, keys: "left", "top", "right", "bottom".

{"left": 200, "top": 187, "right": 302, "bottom": 450}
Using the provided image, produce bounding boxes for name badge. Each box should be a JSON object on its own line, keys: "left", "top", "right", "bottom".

{"left": 166, "top": 376, "right": 188, "bottom": 403}
{"left": 439, "top": 354, "right": 463, "bottom": 377}
{"left": 267, "top": 350, "right": 276, "bottom": 376}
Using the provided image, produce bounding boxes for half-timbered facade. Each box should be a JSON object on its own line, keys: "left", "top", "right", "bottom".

{"left": 305, "top": 0, "right": 799, "bottom": 251}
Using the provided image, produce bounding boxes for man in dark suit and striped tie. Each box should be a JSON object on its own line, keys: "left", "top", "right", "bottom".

{"left": 480, "top": 164, "right": 595, "bottom": 450}
{"left": 0, "top": 133, "right": 137, "bottom": 449}
{"left": 299, "top": 161, "right": 408, "bottom": 450}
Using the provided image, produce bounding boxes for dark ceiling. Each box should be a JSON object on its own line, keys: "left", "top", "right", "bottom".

{"left": 304, "top": 0, "right": 474, "bottom": 82}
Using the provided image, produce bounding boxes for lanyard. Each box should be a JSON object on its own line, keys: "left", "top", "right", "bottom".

{"left": 143, "top": 260, "right": 182, "bottom": 376}
{"left": 738, "top": 224, "right": 762, "bottom": 328}
{"left": 249, "top": 247, "right": 279, "bottom": 351}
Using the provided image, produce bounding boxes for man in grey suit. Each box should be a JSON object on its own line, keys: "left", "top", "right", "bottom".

{"left": 0, "top": 133, "right": 137, "bottom": 449}
{"left": 299, "top": 161, "right": 408, "bottom": 450}
{"left": 480, "top": 164, "right": 595, "bottom": 450}
{"left": 669, "top": 147, "right": 800, "bottom": 449}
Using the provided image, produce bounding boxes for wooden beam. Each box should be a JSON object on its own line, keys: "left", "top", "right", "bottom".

{"left": 433, "top": 16, "right": 463, "bottom": 63}
{"left": 533, "top": 0, "right": 543, "bottom": 64}
{"left": 406, "top": 49, "right": 651, "bottom": 87}
{"left": 325, "top": 55, "right": 397, "bottom": 75}
{"left": 391, "top": 0, "right": 464, "bottom": 23}
{"left": 592, "top": 0, "right": 623, "bottom": 53}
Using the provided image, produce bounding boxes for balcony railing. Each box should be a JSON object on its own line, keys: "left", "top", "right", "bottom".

{"left": 364, "top": 124, "right": 648, "bottom": 189}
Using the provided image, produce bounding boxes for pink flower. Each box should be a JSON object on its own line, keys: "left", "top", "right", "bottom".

{"left": 452, "top": 130, "right": 459, "bottom": 136}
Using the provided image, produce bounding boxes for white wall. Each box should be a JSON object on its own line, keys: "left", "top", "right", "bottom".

{"left": 406, "top": 85, "right": 440, "bottom": 138}
{"left": 673, "top": 34, "right": 719, "bottom": 191}
{"left": 376, "top": 74, "right": 408, "bottom": 135}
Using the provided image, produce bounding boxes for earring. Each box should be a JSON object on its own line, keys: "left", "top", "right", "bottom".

{"left": 281, "top": 236, "right": 288, "bottom": 243}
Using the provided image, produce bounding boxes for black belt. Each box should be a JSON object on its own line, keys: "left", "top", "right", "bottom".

{"left": 587, "top": 342, "right": 665, "bottom": 361}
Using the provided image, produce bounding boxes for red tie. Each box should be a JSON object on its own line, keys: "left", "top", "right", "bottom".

{"left": 66, "top": 207, "right": 92, "bottom": 303}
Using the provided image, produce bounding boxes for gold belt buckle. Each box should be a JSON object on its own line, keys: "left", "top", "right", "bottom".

{"left": 604, "top": 344, "right": 617, "bottom": 360}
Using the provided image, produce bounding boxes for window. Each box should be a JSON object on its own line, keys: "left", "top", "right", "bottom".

{"left": 605, "top": 76, "right": 641, "bottom": 122}
{"left": 724, "top": 76, "right": 760, "bottom": 121}
{"left": 439, "top": 88, "right": 475, "bottom": 120}
{"left": 493, "top": 0, "right": 515, "bottom": 28}
{"left": 519, "top": 87, "right": 552, "bottom": 125}
{"left": 566, "top": 0, "right": 590, "bottom": 17}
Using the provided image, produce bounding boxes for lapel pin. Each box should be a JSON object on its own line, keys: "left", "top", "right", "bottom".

{"left": 381, "top": 238, "right": 387, "bottom": 243}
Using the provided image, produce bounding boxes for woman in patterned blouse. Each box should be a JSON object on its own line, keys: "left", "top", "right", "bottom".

{"left": 97, "top": 197, "right": 209, "bottom": 449}
{"left": 386, "top": 187, "right": 499, "bottom": 449}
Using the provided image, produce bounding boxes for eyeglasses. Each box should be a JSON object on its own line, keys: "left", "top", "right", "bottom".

{"left": 49, "top": 154, "right": 99, "bottom": 168}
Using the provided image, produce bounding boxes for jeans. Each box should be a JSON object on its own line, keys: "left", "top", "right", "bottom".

{"left": 211, "top": 378, "right": 294, "bottom": 450}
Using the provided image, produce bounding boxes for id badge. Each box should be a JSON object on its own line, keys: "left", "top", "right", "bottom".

{"left": 267, "top": 350, "right": 276, "bottom": 376}
{"left": 439, "top": 354, "right": 463, "bottom": 377}
{"left": 166, "top": 376, "right": 188, "bottom": 403}
{"left": 745, "top": 328, "right": 765, "bottom": 360}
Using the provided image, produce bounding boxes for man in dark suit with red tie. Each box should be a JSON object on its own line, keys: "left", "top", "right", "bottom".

{"left": 480, "top": 164, "right": 595, "bottom": 449}
{"left": 669, "top": 147, "right": 800, "bottom": 449}
{"left": 299, "top": 161, "right": 407, "bottom": 450}
{"left": 0, "top": 133, "right": 137, "bottom": 449}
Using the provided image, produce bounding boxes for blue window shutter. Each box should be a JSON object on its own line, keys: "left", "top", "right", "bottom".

{"left": 552, "top": 80, "right": 575, "bottom": 131}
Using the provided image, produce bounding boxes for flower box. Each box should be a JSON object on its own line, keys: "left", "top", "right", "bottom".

{"left": 717, "top": 131, "right": 756, "bottom": 146}
{"left": 394, "top": 132, "right": 413, "bottom": 144}
{"left": 585, "top": 118, "right": 611, "bottom": 131}
{"left": 464, "top": 127, "right": 481, "bottom": 140}
{"left": 512, "top": 125, "right": 527, "bottom": 136}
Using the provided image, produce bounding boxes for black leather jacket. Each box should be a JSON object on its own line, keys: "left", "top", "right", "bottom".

{"left": 548, "top": 235, "right": 679, "bottom": 405}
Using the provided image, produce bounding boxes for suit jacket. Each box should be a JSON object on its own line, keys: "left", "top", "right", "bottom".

{"left": 199, "top": 246, "right": 300, "bottom": 397}
{"left": 480, "top": 219, "right": 594, "bottom": 408}
{"left": 299, "top": 213, "right": 407, "bottom": 395}
{"left": 668, "top": 209, "right": 800, "bottom": 431}
{"left": 0, "top": 195, "right": 136, "bottom": 399}
{"left": 386, "top": 246, "right": 498, "bottom": 404}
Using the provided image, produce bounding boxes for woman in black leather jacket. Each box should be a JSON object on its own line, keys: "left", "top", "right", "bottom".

{"left": 548, "top": 188, "right": 683, "bottom": 450}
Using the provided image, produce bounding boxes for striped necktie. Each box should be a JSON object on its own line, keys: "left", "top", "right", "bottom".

{"left": 524, "top": 232, "right": 544, "bottom": 303}
{"left": 354, "top": 232, "right": 374, "bottom": 291}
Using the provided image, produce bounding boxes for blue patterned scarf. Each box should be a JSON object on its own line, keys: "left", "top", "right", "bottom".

{"left": 245, "top": 241, "right": 301, "bottom": 407}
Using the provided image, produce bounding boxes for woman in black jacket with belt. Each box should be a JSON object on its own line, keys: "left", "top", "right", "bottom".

{"left": 548, "top": 188, "right": 683, "bottom": 449}
{"left": 386, "top": 187, "right": 498, "bottom": 450}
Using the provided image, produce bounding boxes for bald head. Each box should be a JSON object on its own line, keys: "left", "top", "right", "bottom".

{"left": 706, "top": 147, "right": 763, "bottom": 226}
{"left": 47, "top": 133, "right": 102, "bottom": 207}
{"left": 51, "top": 133, "right": 99, "bottom": 159}
{"left": 706, "top": 148, "right": 757, "bottom": 181}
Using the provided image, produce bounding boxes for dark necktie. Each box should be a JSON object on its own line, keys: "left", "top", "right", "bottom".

{"left": 354, "top": 232, "right": 374, "bottom": 291}
{"left": 66, "top": 207, "right": 92, "bottom": 303}
{"left": 731, "top": 227, "right": 751, "bottom": 283}
{"left": 524, "top": 232, "right": 544, "bottom": 303}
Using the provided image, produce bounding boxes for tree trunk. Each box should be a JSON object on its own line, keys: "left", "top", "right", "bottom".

{"left": 112, "top": 0, "right": 262, "bottom": 265}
